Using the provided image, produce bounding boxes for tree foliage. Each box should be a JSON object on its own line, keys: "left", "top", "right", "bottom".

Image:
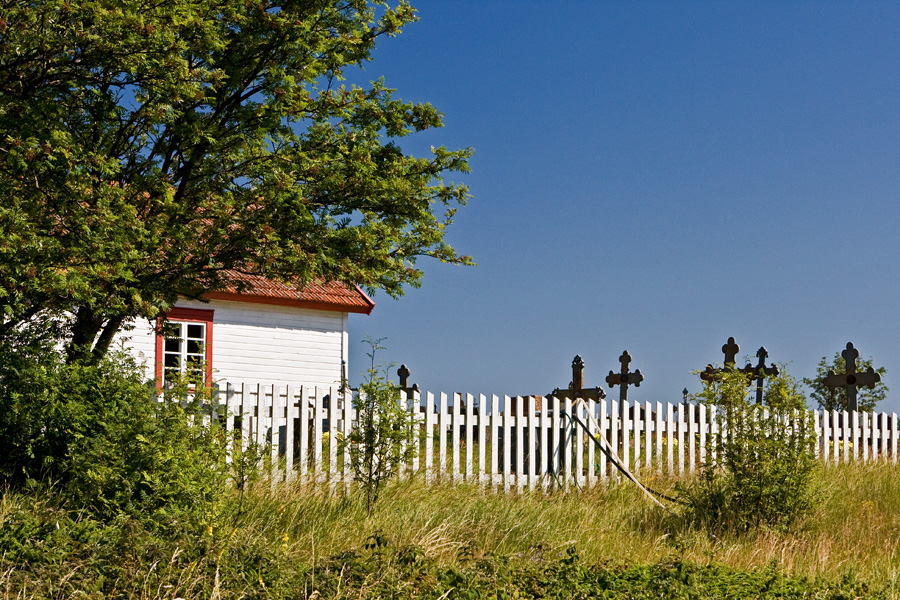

{"left": 0, "top": 0, "right": 473, "bottom": 361}
{"left": 802, "top": 352, "right": 888, "bottom": 412}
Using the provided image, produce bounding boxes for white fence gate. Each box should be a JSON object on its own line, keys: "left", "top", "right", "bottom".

{"left": 214, "top": 383, "right": 900, "bottom": 488}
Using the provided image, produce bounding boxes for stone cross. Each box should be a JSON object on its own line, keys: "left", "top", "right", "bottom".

{"left": 824, "top": 342, "right": 880, "bottom": 412}
{"left": 605, "top": 350, "right": 644, "bottom": 402}
{"left": 700, "top": 336, "right": 741, "bottom": 382}
{"left": 397, "top": 364, "right": 419, "bottom": 398}
{"left": 742, "top": 347, "right": 780, "bottom": 404}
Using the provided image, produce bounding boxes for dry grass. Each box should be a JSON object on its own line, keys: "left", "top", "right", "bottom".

{"left": 234, "top": 460, "right": 900, "bottom": 588}
{"left": 4, "top": 461, "right": 899, "bottom": 597}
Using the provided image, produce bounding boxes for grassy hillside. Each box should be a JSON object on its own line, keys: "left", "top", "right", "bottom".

{"left": 3, "top": 461, "right": 899, "bottom": 598}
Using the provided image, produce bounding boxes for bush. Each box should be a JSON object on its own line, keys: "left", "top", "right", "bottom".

{"left": 344, "top": 370, "right": 420, "bottom": 514}
{"left": 680, "top": 367, "right": 819, "bottom": 533}
{"left": 0, "top": 337, "right": 231, "bottom": 529}
{"left": 343, "top": 338, "right": 419, "bottom": 513}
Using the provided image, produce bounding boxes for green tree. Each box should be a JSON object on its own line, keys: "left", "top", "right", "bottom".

{"left": 803, "top": 353, "right": 887, "bottom": 412}
{"left": 0, "top": 0, "right": 472, "bottom": 362}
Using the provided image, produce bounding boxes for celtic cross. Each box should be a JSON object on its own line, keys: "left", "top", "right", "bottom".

{"left": 605, "top": 350, "right": 644, "bottom": 402}
{"left": 824, "top": 342, "right": 880, "bottom": 412}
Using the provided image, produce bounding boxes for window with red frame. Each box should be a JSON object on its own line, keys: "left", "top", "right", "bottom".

{"left": 155, "top": 307, "right": 214, "bottom": 387}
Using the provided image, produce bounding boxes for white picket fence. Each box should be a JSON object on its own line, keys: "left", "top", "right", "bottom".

{"left": 213, "top": 383, "right": 900, "bottom": 489}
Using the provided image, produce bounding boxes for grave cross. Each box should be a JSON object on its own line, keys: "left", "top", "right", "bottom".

{"left": 741, "top": 347, "right": 780, "bottom": 404}
{"left": 605, "top": 350, "right": 644, "bottom": 402}
{"left": 550, "top": 355, "right": 606, "bottom": 400}
{"left": 397, "top": 364, "right": 419, "bottom": 399}
{"left": 824, "top": 342, "right": 880, "bottom": 412}
{"left": 700, "top": 336, "right": 741, "bottom": 382}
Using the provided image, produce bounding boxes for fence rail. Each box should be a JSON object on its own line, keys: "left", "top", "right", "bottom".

{"left": 213, "top": 383, "right": 900, "bottom": 489}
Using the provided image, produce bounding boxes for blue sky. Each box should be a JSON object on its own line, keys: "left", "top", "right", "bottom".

{"left": 347, "top": 2, "right": 900, "bottom": 413}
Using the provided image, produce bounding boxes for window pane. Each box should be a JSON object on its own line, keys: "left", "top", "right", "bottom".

{"left": 161, "top": 318, "right": 210, "bottom": 384}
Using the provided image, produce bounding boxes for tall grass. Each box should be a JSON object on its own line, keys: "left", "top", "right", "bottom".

{"left": 239, "top": 461, "right": 900, "bottom": 581}
{"left": 3, "top": 461, "right": 899, "bottom": 597}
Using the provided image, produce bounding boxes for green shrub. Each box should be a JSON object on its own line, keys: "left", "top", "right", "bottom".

{"left": 680, "top": 367, "right": 819, "bottom": 533}
{"left": 345, "top": 370, "right": 420, "bottom": 514}
{"left": 0, "top": 339, "right": 232, "bottom": 529}
{"left": 343, "top": 338, "right": 420, "bottom": 513}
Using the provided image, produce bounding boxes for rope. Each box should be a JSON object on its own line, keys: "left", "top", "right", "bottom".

{"left": 562, "top": 397, "right": 682, "bottom": 515}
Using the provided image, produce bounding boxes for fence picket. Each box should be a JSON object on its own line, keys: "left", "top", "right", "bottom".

{"left": 687, "top": 402, "right": 696, "bottom": 474}
{"left": 697, "top": 404, "right": 710, "bottom": 468}
{"left": 490, "top": 395, "right": 500, "bottom": 486}
{"left": 576, "top": 397, "right": 586, "bottom": 489}
{"left": 550, "top": 395, "right": 561, "bottom": 489}
{"left": 860, "top": 411, "right": 868, "bottom": 462}
{"left": 313, "top": 388, "right": 324, "bottom": 482}
{"left": 560, "top": 396, "right": 571, "bottom": 490}
{"left": 270, "top": 386, "right": 282, "bottom": 483}
{"left": 641, "top": 400, "right": 650, "bottom": 474}
{"left": 527, "top": 396, "right": 537, "bottom": 489}
{"left": 438, "top": 393, "right": 448, "bottom": 479}
{"left": 478, "top": 394, "right": 488, "bottom": 485}
{"left": 515, "top": 397, "right": 525, "bottom": 491}
{"left": 892, "top": 413, "right": 898, "bottom": 464}
{"left": 425, "top": 392, "right": 435, "bottom": 484}
{"left": 676, "top": 402, "right": 685, "bottom": 475}
{"left": 407, "top": 390, "right": 419, "bottom": 478}
{"left": 596, "top": 398, "right": 606, "bottom": 480}
{"left": 608, "top": 400, "right": 618, "bottom": 483}
{"left": 628, "top": 400, "right": 637, "bottom": 475}
{"left": 503, "top": 395, "right": 513, "bottom": 492}
{"left": 342, "top": 387, "right": 352, "bottom": 487}
{"left": 298, "top": 386, "right": 308, "bottom": 480}
{"left": 621, "top": 400, "right": 630, "bottom": 477}
{"left": 465, "top": 393, "right": 474, "bottom": 482}
{"left": 284, "top": 385, "right": 294, "bottom": 478}
{"left": 451, "top": 393, "right": 461, "bottom": 480}
{"left": 253, "top": 384, "right": 265, "bottom": 468}
{"left": 541, "top": 397, "right": 551, "bottom": 491}
{"left": 224, "top": 383, "right": 236, "bottom": 464}
{"left": 240, "top": 382, "right": 250, "bottom": 454}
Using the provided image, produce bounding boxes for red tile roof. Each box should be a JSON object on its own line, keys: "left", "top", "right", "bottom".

{"left": 203, "top": 271, "right": 375, "bottom": 314}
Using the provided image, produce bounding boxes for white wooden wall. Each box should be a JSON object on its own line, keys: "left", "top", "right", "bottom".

{"left": 214, "top": 385, "right": 900, "bottom": 488}
{"left": 116, "top": 298, "right": 349, "bottom": 389}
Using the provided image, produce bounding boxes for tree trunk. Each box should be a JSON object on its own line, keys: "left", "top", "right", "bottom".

{"left": 66, "top": 306, "right": 112, "bottom": 365}
{"left": 91, "top": 316, "right": 125, "bottom": 363}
